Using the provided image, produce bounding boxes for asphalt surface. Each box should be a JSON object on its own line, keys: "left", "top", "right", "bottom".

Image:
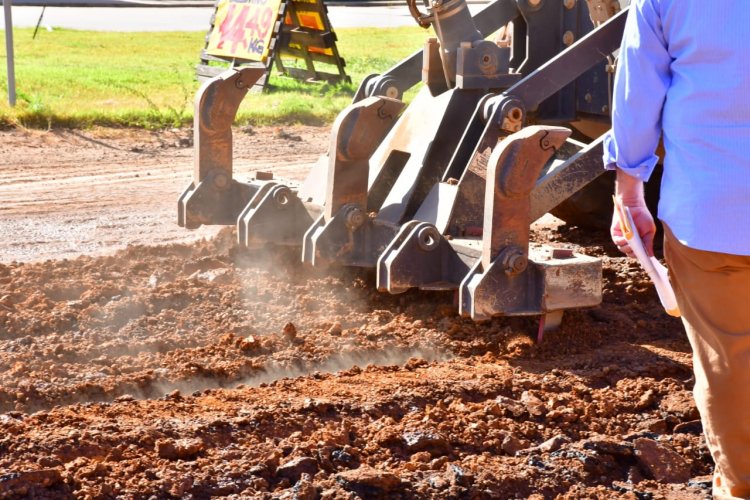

{"left": 1, "top": 3, "right": 486, "bottom": 30}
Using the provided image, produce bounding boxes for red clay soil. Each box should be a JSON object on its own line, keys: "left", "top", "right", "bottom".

{"left": 0, "top": 127, "right": 710, "bottom": 499}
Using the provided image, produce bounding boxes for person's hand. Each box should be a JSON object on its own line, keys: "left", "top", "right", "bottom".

{"left": 611, "top": 169, "right": 656, "bottom": 258}
{"left": 611, "top": 202, "right": 656, "bottom": 257}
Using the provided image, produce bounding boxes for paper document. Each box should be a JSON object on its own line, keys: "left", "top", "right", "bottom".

{"left": 613, "top": 197, "right": 681, "bottom": 317}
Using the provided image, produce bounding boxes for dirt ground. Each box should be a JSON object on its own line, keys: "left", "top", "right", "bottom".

{"left": 0, "top": 126, "right": 327, "bottom": 263}
{"left": 0, "top": 126, "right": 711, "bottom": 499}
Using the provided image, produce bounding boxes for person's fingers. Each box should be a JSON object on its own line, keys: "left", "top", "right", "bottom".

{"left": 611, "top": 216, "right": 623, "bottom": 238}
{"left": 611, "top": 213, "right": 629, "bottom": 256}
{"left": 642, "top": 231, "right": 655, "bottom": 258}
{"left": 612, "top": 234, "right": 627, "bottom": 247}
{"left": 611, "top": 206, "right": 655, "bottom": 258}
{"left": 634, "top": 222, "right": 655, "bottom": 257}
{"left": 624, "top": 206, "right": 657, "bottom": 258}
{"left": 619, "top": 244, "right": 634, "bottom": 258}
{"left": 611, "top": 233, "right": 634, "bottom": 257}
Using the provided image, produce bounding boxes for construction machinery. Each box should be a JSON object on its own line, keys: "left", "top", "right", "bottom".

{"left": 179, "top": 0, "right": 629, "bottom": 331}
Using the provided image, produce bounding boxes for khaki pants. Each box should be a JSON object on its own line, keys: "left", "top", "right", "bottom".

{"left": 664, "top": 224, "right": 750, "bottom": 499}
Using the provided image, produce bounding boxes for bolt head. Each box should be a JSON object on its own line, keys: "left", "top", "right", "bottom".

{"left": 509, "top": 254, "right": 528, "bottom": 274}
{"left": 501, "top": 248, "right": 528, "bottom": 275}
{"left": 345, "top": 207, "right": 365, "bottom": 230}
{"left": 213, "top": 172, "right": 229, "bottom": 189}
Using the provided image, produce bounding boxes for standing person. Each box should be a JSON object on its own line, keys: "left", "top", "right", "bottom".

{"left": 603, "top": 1, "right": 750, "bottom": 498}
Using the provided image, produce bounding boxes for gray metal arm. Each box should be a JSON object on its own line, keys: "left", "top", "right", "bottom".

{"left": 352, "top": 0, "right": 521, "bottom": 103}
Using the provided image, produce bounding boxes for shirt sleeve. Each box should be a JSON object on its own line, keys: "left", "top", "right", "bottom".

{"left": 602, "top": 0, "right": 672, "bottom": 181}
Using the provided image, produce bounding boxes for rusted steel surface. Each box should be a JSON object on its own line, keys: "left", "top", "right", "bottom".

{"left": 303, "top": 96, "right": 404, "bottom": 268}
{"left": 458, "top": 126, "right": 602, "bottom": 321}
{"left": 377, "top": 221, "right": 470, "bottom": 294}
{"left": 325, "top": 96, "right": 404, "bottom": 220}
{"left": 238, "top": 183, "right": 322, "bottom": 249}
{"left": 178, "top": 67, "right": 265, "bottom": 229}
{"left": 585, "top": 0, "right": 623, "bottom": 25}
{"left": 481, "top": 126, "right": 570, "bottom": 270}
{"left": 530, "top": 136, "right": 605, "bottom": 222}
{"left": 374, "top": 87, "right": 483, "bottom": 225}
{"left": 193, "top": 67, "right": 264, "bottom": 185}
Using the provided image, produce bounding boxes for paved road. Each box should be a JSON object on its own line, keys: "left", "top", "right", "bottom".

{"left": 1, "top": 4, "right": 486, "bottom": 31}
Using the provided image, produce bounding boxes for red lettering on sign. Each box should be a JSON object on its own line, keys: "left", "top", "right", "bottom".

{"left": 209, "top": 0, "right": 279, "bottom": 59}
{"left": 216, "top": 4, "right": 250, "bottom": 53}
{"left": 244, "top": 6, "right": 273, "bottom": 40}
{"left": 245, "top": 7, "right": 261, "bottom": 38}
{"left": 260, "top": 7, "right": 274, "bottom": 37}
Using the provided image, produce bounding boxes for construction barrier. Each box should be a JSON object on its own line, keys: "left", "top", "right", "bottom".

{"left": 197, "top": 0, "right": 349, "bottom": 89}
{"left": 275, "top": 0, "right": 349, "bottom": 84}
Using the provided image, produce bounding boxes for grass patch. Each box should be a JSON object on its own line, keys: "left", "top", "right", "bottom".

{"left": 0, "top": 26, "right": 431, "bottom": 129}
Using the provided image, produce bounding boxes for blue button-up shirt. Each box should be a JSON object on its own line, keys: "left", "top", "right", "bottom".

{"left": 603, "top": 0, "right": 750, "bottom": 255}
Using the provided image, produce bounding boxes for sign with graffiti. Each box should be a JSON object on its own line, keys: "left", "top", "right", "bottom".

{"left": 197, "top": 0, "right": 348, "bottom": 88}
{"left": 206, "top": 0, "right": 284, "bottom": 61}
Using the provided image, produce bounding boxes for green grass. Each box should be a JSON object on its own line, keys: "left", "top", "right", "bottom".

{"left": 0, "top": 26, "right": 431, "bottom": 129}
